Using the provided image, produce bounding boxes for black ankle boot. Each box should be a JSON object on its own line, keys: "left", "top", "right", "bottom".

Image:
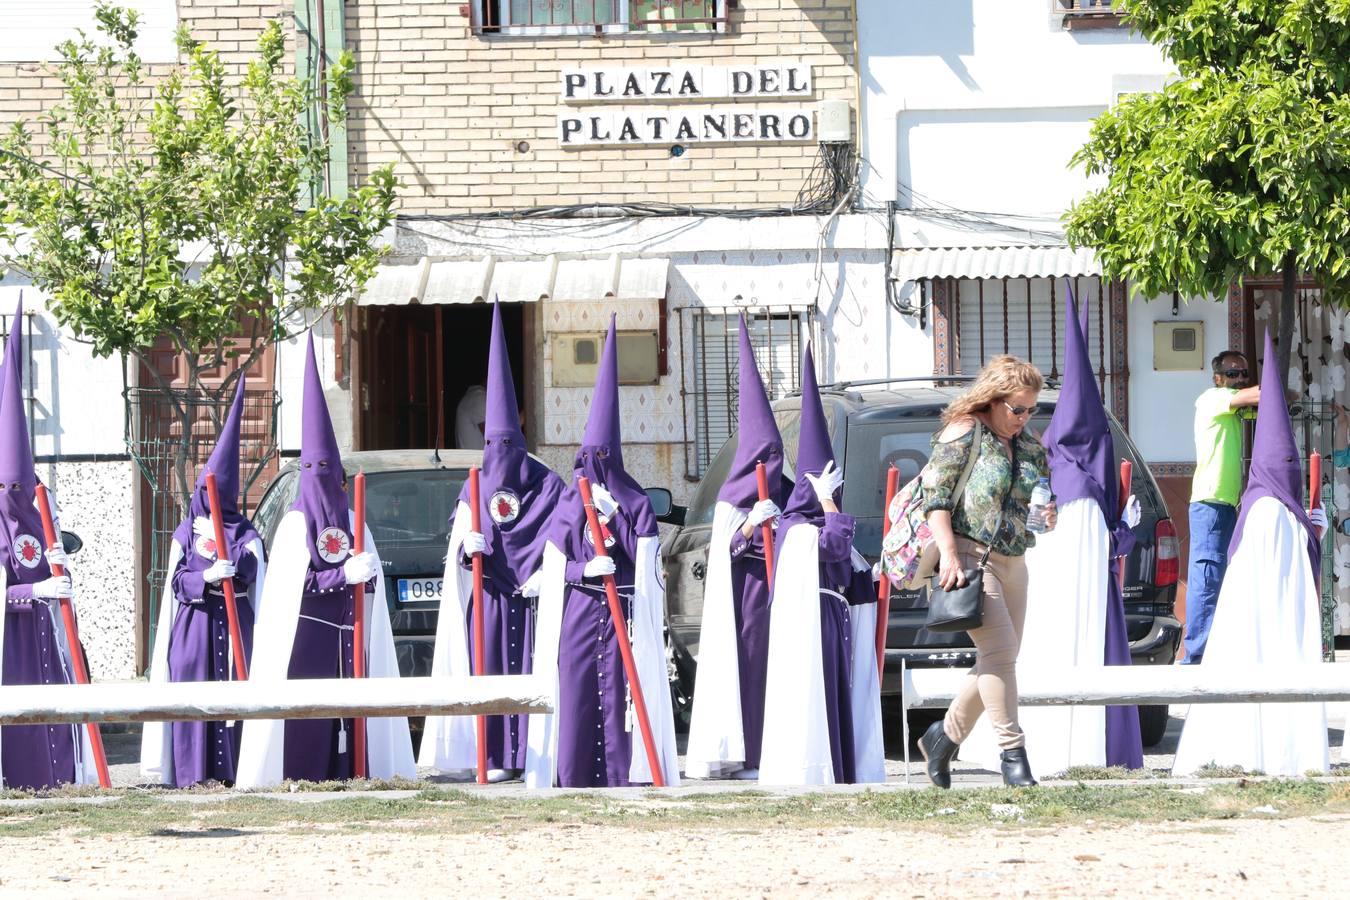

{"left": 1000, "top": 746, "right": 1037, "bottom": 787}
{"left": 918, "top": 720, "right": 960, "bottom": 789}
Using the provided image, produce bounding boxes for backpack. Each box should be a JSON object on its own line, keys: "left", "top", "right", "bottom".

{"left": 879, "top": 420, "right": 984, "bottom": 590}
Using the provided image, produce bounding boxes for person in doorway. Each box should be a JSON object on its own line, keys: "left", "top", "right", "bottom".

{"left": 1183, "top": 351, "right": 1261, "bottom": 664}
{"left": 455, "top": 384, "right": 487, "bottom": 450}
{"left": 141, "top": 373, "right": 267, "bottom": 788}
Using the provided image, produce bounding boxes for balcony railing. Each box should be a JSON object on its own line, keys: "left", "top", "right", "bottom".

{"left": 471, "top": 1, "right": 730, "bottom": 35}
{"left": 1055, "top": 0, "right": 1127, "bottom": 30}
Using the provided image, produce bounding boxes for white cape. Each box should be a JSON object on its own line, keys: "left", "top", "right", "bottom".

{"left": 524, "top": 535, "right": 680, "bottom": 788}
{"left": 139, "top": 536, "right": 266, "bottom": 783}
{"left": 235, "top": 509, "right": 416, "bottom": 789}
{"left": 417, "top": 500, "right": 479, "bottom": 775}
{"left": 758, "top": 522, "right": 885, "bottom": 786}
{"left": 0, "top": 567, "right": 98, "bottom": 786}
{"left": 959, "top": 498, "right": 1108, "bottom": 779}
{"left": 684, "top": 501, "right": 748, "bottom": 778}
{"left": 1173, "top": 497, "right": 1329, "bottom": 777}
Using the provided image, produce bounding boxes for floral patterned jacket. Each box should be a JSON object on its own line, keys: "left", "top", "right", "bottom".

{"left": 921, "top": 422, "right": 1050, "bottom": 557}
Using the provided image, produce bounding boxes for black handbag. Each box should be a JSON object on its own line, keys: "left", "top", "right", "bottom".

{"left": 924, "top": 516, "right": 998, "bottom": 634}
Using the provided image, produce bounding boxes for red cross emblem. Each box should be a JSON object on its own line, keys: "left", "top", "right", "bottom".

{"left": 194, "top": 535, "right": 218, "bottom": 560}
{"left": 489, "top": 490, "right": 520, "bottom": 525}
{"left": 316, "top": 526, "right": 351, "bottom": 563}
{"left": 14, "top": 534, "right": 42, "bottom": 569}
{"left": 584, "top": 514, "right": 617, "bottom": 549}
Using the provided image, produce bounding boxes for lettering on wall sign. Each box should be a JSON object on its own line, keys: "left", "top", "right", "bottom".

{"left": 560, "top": 65, "right": 812, "bottom": 103}
{"left": 557, "top": 107, "right": 815, "bottom": 147}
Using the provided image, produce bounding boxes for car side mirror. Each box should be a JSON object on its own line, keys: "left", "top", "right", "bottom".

{"left": 645, "top": 487, "right": 685, "bottom": 526}
{"left": 61, "top": 530, "right": 83, "bottom": 556}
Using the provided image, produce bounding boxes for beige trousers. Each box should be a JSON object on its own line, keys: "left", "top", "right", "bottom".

{"left": 941, "top": 536, "right": 1029, "bottom": 750}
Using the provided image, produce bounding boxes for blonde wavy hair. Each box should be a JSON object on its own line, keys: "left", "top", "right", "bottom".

{"left": 941, "top": 355, "right": 1045, "bottom": 424}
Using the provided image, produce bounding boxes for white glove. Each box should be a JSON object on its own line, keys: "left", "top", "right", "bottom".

{"left": 583, "top": 556, "right": 616, "bottom": 580}
{"left": 746, "top": 499, "right": 781, "bottom": 528}
{"left": 203, "top": 558, "right": 237, "bottom": 585}
{"left": 193, "top": 516, "right": 215, "bottom": 541}
{"left": 342, "top": 551, "right": 379, "bottom": 585}
{"left": 804, "top": 460, "right": 844, "bottom": 504}
{"left": 44, "top": 545, "right": 68, "bottom": 571}
{"left": 1309, "top": 507, "right": 1329, "bottom": 532}
{"left": 590, "top": 483, "right": 619, "bottom": 518}
{"left": 871, "top": 561, "right": 883, "bottom": 584}
{"left": 462, "top": 531, "right": 490, "bottom": 557}
{"left": 519, "top": 570, "right": 543, "bottom": 599}
{"left": 1121, "top": 494, "right": 1142, "bottom": 529}
{"left": 32, "top": 575, "right": 73, "bottom": 600}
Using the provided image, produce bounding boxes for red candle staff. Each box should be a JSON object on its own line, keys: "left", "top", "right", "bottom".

{"left": 577, "top": 475, "right": 665, "bottom": 787}
{"left": 351, "top": 473, "right": 369, "bottom": 779}
{"left": 753, "top": 462, "right": 776, "bottom": 590}
{"left": 204, "top": 472, "right": 248, "bottom": 682}
{"left": 876, "top": 465, "right": 899, "bottom": 680}
{"left": 1118, "top": 460, "right": 1133, "bottom": 593}
{"left": 1310, "top": 452, "right": 1322, "bottom": 512}
{"left": 33, "top": 483, "right": 111, "bottom": 788}
{"left": 468, "top": 467, "right": 488, "bottom": 785}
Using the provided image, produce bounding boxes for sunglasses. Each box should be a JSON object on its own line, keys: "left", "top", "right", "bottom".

{"left": 1002, "top": 401, "right": 1038, "bottom": 418}
{"left": 1221, "top": 368, "right": 1249, "bottom": 379}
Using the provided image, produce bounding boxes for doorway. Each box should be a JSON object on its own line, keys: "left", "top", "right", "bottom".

{"left": 359, "top": 303, "right": 528, "bottom": 451}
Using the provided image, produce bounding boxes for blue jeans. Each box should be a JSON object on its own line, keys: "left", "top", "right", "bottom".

{"left": 1182, "top": 500, "right": 1237, "bottom": 664}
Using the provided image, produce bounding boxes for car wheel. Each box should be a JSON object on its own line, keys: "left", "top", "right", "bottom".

{"left": 1138, "top": 703, "right": 1169, "bottom": 748}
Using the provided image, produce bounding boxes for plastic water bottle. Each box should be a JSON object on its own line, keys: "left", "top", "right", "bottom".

{"left": 1026, "top": 477, "right": 1052, "bottom": 534}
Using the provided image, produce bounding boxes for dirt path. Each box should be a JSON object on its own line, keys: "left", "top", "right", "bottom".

{"left": 3, "top": 814, "right": 1345, "bottom": 898}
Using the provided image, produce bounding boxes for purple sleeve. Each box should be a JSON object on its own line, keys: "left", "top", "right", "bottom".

{"left": 1110, "top": 519, "right": 1138, "bottom": 559}
{"left": 304, "top": 566, "right": 349, "bottom": 596}
{"left": 565, "top": 559, "right": 588, "bottom": 583}
{"left": 6, "top": 582, "right": 34, "bottom": 611}
{"left": 233, "top": 549, "right": 259, "bottom": 587}
{"left": 729, "top": 528, "right": 752, "bottom": 559}
{"left": 818, "top": 512, "right": 857, "bottom": 565}
{"left": 173, "top": 567, "right": 208, "bottom": 605}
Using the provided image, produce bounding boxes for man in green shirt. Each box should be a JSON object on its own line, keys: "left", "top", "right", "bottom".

{"left": 1184, "top": 351, "right": 1261, "bottom": 663}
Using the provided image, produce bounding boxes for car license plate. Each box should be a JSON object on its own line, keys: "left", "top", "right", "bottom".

{"left": 397, "top": 578, "right": 443, "bottom": 604}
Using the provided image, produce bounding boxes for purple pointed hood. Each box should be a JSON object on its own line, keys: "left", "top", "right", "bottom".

{"left": 1043, "top": 280, "right": 1115, "bottom": 517}
{"left": 0, "top": 298, "right": 53, "bottom": 585}
{"left": 1230, "top": 329, "right": 1319, "bottom": 572}
{"left": 292, "top": 333, "right": 352, "bottom": 571}
{"left": 547, "top": 316, "right": 656, "bottom": 562}
{"left": 457, "top": 302, "right": 565, "bottom": 589}
{"left": 781, "top": 342, "right": 837, "bottom": 527}
{"left": 718, "top": 314, "right": 787, "bottom": 510}
{"left": 172, "top": 372, "right": 261, "bottom": 570}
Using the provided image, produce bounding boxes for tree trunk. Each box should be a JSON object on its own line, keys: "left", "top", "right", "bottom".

{"left": 1275, "top": 251, "right": 1297, "bottom": 392}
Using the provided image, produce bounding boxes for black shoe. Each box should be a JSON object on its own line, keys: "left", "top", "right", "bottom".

{"left": 1000, "top": 746, "right": 1037, "bottom": 787}
{"left": 918, "top": 720, "right": 960, "bottom": 789}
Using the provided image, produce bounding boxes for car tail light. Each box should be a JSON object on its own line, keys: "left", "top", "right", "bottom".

{"left": 1154, "top": 518, "right": 1179, "bottom": 586}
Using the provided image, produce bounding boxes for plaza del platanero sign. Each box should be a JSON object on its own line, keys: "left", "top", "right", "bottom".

{"left": 557, "top": 64, "right": 814, "bottom": 148}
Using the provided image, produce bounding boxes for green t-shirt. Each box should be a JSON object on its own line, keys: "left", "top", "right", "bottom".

{"left": 1190, "top": 386, "right": 1250, "bottom": 506}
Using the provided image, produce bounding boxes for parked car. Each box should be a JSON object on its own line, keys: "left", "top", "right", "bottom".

{"left": 660, "top": 377, "right": 1182, "bottom": 747}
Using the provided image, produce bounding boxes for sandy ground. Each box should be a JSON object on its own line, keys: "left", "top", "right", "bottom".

{"left": 2, "top": 813, "right": 1347, "bottom": 897}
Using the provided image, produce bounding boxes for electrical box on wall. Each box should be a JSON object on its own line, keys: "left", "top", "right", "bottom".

{"left": 551, "top": 331, "right": 661, "bottom": 387}
{"left": 816, "top": 100, "right": 850, "bottom": 142}
{"left": 1154, "top": 321, "right": 1205, "bottom": 371}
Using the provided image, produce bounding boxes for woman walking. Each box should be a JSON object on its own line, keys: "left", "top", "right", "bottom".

{"left": 917, "top": 355, "right": 1054, "bottom": 788}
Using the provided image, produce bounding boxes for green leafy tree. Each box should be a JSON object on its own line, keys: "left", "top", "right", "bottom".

{"left": 0, "top": 4, "right": 395, "bottom": 508}
{"left": 1066, "top": 0, "right": 1350, "bottom": 378}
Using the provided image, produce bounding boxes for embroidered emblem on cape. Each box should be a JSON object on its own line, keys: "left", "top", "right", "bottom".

{"left": 583, "top": 514, "right": 617, "bottom": 549}
{"left": 194, "top": 534, "right": 219, "bottom": 560}
{"left": 317, "top": 526, "right": 351, "bottom": 563}
{"left": 489, "top": 490, "right": 521, "bottom": 525}
{"left": 14, "top": 534, "right": 43, "bottom": 569}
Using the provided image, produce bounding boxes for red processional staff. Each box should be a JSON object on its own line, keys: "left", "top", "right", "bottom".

{"left": 753, "top": 462, "right": 776, "bottom": 590}
{"left": 468, "top": 467, "right": 488, "bottom": 785}
{"left": 1117, "top": 460, "right": 1132, "bottom": 592}
{"left": 34, "top": 483, "right": 111, "bottom": 789}
{"left": 577, "top": 475, "right": 665, "bottom": 788}
{"left": 351, "top": 473, "right": 369, "bottom": 779}
{"left": 875, "top": 465, "right": 899, "bottom": 680}
{"left": 203, "top": 472, "right": 249, "bottom": 682}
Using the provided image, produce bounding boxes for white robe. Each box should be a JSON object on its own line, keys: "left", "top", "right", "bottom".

{"left": 417, "top": 500, "right": 480, "bottom": 775}
{"left": 523, "top": 535, "right": 680, "bottom": 788}
{"left": 959, "top": 498, "right": 1109, "bottom": 778}
{"left": 1173, "top": 497, "right": 1329, "bottom": 777}
{"left": 234, "top": 509, "right": 416, "bottom": 789}
{"left": 139, "top": 536, "right": 266, "bottom": 784}
{"left": 684, "top": 501, "right": 749, "bottom": 779}
{"left": 0, "top": 567, "right": 98, "bottom": 787}
{"left": 758, "top": 522, "right": 885, "bottom": 786}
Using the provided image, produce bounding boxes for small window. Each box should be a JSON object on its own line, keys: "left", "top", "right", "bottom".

{"left": 474, "top": 1, "right": 727, "bottom": 36}
{"left": 1054, "top": 0, "right": 1126, "bottom": 30}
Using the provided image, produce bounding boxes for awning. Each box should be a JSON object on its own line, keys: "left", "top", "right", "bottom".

{"left": 889, "top": 245, "right": 1101, "bottom": 283}
{"left": 358, "top": 254, "right": 669, "bottom": 306}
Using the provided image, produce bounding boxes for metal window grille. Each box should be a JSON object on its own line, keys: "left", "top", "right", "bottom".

{"left": 1055, "top": 0, "right": 1126, "bottom": 28}
{"left": 679, "top": 306, "right": 812, "bottom": 480}
{"left": 473, "top": 0, "right": 727, "bottom": 33}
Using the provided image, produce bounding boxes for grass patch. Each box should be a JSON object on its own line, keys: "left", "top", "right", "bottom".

{"left": 1193, "top": 763, "right": 1261, "bottom": 778}
{"left": 2, "top": 780, "right": 1350, "bottom": 838}
{"left": 1058, "top": 766, "right": 1158, "bottom": 781}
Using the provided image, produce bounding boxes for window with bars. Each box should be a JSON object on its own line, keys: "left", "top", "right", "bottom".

{"left": 473, "top": 0, "right": 727, "bottom": 34}
{"left": 680, "top": 306, "right": 811, "bottom": 479}
{"left": 949, "top": 275, "right": 1118, "bottom": 403}
{"left": 1054, "top": 0, "right": 1126, "bottom": 29}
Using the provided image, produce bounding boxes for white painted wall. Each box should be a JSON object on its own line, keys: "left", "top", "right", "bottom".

{"left": 1127, "top": 291, "right": 1232, "bottom": 464}
{"left": 0, "top": 1, "right": 179, "bottom": 64}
